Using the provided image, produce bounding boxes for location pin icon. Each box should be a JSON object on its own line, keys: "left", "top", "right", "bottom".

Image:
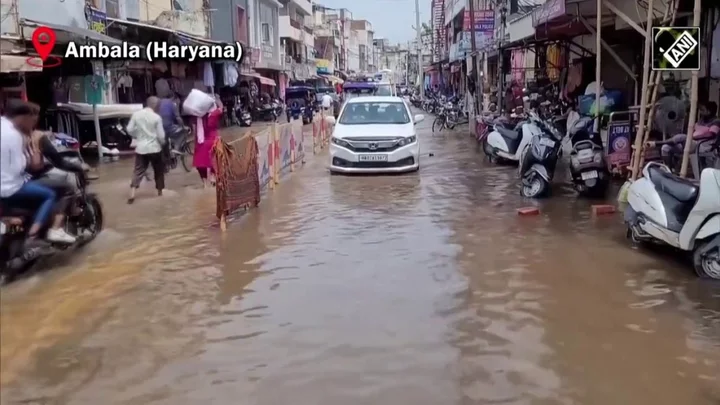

{"left": 31, "top": 26, "right": 56, "bottom": 62}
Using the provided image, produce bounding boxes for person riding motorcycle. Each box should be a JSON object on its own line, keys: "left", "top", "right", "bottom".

{"left": 27, "top": 130, "right": 85, "bottom": 215}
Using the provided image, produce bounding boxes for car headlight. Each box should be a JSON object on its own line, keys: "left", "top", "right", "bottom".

{"left": 397, "top": 136, "right": 417, "bottom": 146}
{"left": 331, "top": 137, "right": 350, "bottom": 148}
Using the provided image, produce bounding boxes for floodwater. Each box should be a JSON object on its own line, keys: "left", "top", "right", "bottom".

{"left": 1, "top": 120, "right": 719, "bottom": 405}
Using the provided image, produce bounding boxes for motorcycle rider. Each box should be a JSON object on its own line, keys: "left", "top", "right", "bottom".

{"left": 27, "top": 130, "right": 84, "bottom": 216}
{"left": 648, "top": 101, "right": 719, "bottom": 167}
{"left": 1, "top": 101, "right": 76, "bottom": 243}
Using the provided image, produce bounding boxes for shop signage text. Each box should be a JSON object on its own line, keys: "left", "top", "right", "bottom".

{"left": 532, "top": 0, "right": 566, "bottom": 27}
{"left": 85, "top": 6, "right": 107, "bottom": 34}
{"left": 463, "top": 10, "right": 494, "bottom": 32}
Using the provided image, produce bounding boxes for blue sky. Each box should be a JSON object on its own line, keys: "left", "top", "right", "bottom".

{"left": 315, "top": 0, "right": 434, "bottom": 44}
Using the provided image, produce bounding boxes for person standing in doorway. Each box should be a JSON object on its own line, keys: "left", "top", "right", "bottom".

{"left": 192, "top": 95, "right": 223, "bottom": 188}
{"left": 127, "top": 96, "right": 166, "bottom": 204}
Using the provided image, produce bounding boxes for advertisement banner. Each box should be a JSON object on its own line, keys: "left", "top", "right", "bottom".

{"left": 292, "top": 120, "right": 305, "bottom": 162}
{"left": 606, "top": 121, "right": 632, "bottom": 167}
{"left": 278, "top": 123, "right": 293, "bottom": 173}
{"left": 463, "top": 10, "right": 494, "bottom": 32}
{"left": 255, "top": 128, "right": 272, "bottom": 189}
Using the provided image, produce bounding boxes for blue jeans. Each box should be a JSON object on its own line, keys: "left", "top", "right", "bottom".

{"left": 4, "top": 181, "right": 56, "bottom": 228}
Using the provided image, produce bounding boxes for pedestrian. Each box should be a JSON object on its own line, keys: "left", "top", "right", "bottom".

{"left": 321, "top": 91, "right": 333, "bottom": 112}
{"left": 127, "top": 96, "right": 166, "bottom": 204}
{"left": 192, "top": 95, "right": 223, "bottom": 188}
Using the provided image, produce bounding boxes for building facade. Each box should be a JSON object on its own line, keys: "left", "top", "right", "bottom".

{"left": 279, "top": 0, "right": 315, "bottom": 80}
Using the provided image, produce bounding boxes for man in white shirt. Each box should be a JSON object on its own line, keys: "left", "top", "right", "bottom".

{"left": 1, "top": 101, "right": 76, "bottom": 243}
{"left": 126, "top": 96, "right": 166, "bottom": 204}
{"left": 321, "top": 92, "right": 333, "bottom": 110}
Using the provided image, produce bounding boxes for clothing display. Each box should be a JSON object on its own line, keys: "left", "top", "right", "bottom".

{"left": 223, "top": 62, "right": 238, "bottom": 87}
{"left": 84, "top": 75, "right": 104, "bottom": 104}
{"left": 117, "top": 73, "right": 134, "bottom": 103}
{"left": 203, "top": 62, "right": 214, "bottom": 88}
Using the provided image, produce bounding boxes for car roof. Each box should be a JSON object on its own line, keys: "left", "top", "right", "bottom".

{"left": 345, "top": 96, "right": 404, "bottom": 104}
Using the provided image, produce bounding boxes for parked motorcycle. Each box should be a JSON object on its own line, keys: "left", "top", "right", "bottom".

{"left": 625, "top": 162, "right": 720, "bottom": 279}
{"left": 0, "top": 136, "right": 103, "bottom": 284}
{"left": 518, "top": 111, "right": 564, "bottom": 198}
{"left": 567, "top": 116, "right": 610, "bottom": 197}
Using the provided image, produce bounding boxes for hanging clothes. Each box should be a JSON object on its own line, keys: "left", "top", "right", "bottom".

{"left": 170, "top": 62, "right": 185, "bottom": 78}
{"left": 546, "top": 45, "right": 562, "bottom": 81}
{"left": 511, "top": 50, "right": 525, "bottom": 83}
{"left": 223, "top": 62, "right": 238, "bottom": 87}
{"left": 203, "top": 62, "right": 214, "bottom": 89}
{"left": 117, "top": 73, "right": 134, "bottom": 103}
{"left": 155, "top": 78, "right": 171, "bottom": 97}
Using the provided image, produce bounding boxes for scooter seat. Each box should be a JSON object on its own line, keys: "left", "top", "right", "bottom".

{"left": 647, "top": 166, "right": 699, "bottom": 202}
{"left": 497, "top": 126, "right": 521, "bottom": 141}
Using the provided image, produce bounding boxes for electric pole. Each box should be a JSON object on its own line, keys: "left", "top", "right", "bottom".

{"left": 415, "top": 0, "right": 423, "bottom": 97}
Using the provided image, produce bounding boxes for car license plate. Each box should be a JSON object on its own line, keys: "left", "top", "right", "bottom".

{"left": 359, "top": 154, "right": 388, "bottom": 162}
{"left": 581, "top": 170, "right": 598, "bottom": 180}
{"left": 539, "top": 138, "right": 555, "bottom": 147}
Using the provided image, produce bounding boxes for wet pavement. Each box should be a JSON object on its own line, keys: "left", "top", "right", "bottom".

{"left": 1, "top": 119, "right": 720, "bottom": 405}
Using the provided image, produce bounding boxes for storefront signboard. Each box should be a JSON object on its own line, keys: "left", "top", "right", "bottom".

{"left": 532, "top": 0, "right": 566, "bottom": 27}
{"left": 316, "top": 59, "right": 333, "bottom": 74}
{"left": 606, "top": 120, "right": 632, "bottom": 167}
{"left": 463, "top": 10, "right": 494, "bottom": 32}
{"left": 86, "top": 6, "right": 107, "bottom": 34}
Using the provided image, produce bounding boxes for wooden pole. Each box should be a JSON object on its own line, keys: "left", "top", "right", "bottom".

{"left": 636, "top": 0, "right": 679, "bottom": 170}
{"left": 679, "top": 0, "right": 703, "bottom": 177}
{"left": 629, "top": 0, "right": 656, "bottom": 181}
{"left": 594, "top": 0, "right": 602, "bottom": 132}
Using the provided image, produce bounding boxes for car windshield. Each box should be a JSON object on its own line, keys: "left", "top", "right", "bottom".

{"left": 339, "top": 102, "right": 410, "bottom": 125}
{"left": 375, "top": 84, "right": 393, "bottom": 96}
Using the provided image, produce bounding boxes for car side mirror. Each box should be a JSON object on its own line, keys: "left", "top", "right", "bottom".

{"left": 414, "top": 114, "right": 425, "bottom": 124}
{"left": 325, "top": 116, "right": 336, "bottom": 125}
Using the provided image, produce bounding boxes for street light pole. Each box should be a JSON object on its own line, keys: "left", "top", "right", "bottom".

{"left": 415, "top": 0, "right": 423, "bottom": 97}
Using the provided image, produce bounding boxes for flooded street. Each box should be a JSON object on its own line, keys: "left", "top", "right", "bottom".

{"left": 1, "top": 121, "right": 719, "bottom": 405}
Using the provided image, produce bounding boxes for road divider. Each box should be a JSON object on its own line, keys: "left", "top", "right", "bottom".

{"left": 213, "top": 111, "right": 334, "bottom": 230}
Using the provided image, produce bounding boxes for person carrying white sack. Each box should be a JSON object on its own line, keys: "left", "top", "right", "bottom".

{"left": 183, "top": 89, "right": 224, "bottom": 188}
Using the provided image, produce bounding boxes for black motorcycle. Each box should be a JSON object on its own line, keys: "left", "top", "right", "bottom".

{"left": 518, "top": 112, "right": 564, "bottom": 198}
{"left": 0, "top": 152, "right": 103, "bottom": 284}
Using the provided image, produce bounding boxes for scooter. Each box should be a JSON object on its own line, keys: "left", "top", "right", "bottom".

{"left": 625, "top": 162, "right": 720, "bottom": 279}
{"left": 483, "top": 107, "right": 534, "bottom": 163}
{"left": 568, "top": 116, "right": 610, "bottom": 197}
{"left": 518, "top": 111, "right": 564, "bottom": 198}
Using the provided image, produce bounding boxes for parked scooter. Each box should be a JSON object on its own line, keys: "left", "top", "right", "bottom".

{"left": 483, "top": 106, "right": 533, "bottom": 163}
{"left": 625, "top": 162, "right": 720, "bottom": 278}
{"left": 568, "top": 116, "right": 610, "bottom": 197}
{"left": 518, "top": 111, "right": 564, "bottom": 198}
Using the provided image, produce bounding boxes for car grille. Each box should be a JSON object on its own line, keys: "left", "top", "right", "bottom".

{"left": 343, "top": 137, "right": 403, "bottom": 153}
{"left": 332, "top": 156, "right": 415, "bottom": 168}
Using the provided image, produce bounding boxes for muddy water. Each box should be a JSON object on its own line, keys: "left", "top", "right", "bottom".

{"left": 1, "top": 122, "right": 719, "bottom": 404}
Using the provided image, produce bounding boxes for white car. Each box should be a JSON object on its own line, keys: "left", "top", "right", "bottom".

{"left": 326, "top": 96, "right": 424, "bottom": 174}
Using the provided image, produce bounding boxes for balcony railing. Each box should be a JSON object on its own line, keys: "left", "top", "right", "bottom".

{"left": 290, "top": 18, "right": 302, "bottom": 30}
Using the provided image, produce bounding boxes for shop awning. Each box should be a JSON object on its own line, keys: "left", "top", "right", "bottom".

{"left": 318, "top": 74, "right": 343, "bottom": 84}
{"left": 20, "top": 19, "right": 122, "bottom": 44}
{"left": 240, "top": 72, "right": 276, "bottom": 86}
{"left": 1, "top": 54, "right": 41, "bottom": 73}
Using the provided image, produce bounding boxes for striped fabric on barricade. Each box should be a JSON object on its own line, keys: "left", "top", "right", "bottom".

{"left": 214, "top": 116, "right": 319, "bottom": 230}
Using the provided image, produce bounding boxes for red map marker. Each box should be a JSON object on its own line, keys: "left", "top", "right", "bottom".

{"left": 31, "top": 26, "right": 56, "bottom": 61}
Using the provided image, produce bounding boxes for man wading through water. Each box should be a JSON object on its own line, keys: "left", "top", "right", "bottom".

{"left": 127, "top": 96, "right": 166, "bottom": 204}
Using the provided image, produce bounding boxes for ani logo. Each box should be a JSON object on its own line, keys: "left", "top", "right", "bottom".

{"left": 613, "top": 136, "right": 629, "bottom": 151}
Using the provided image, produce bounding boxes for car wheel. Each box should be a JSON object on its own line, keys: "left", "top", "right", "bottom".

{"left": 693, "top": 235, "right": 720, "bottom": 279}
